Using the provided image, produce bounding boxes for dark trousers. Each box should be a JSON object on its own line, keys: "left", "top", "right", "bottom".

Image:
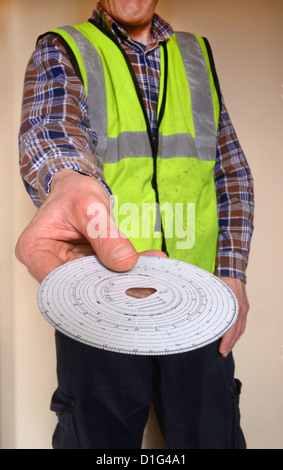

{"left": 51, "top": 330, "right": 246, "bottom": 449}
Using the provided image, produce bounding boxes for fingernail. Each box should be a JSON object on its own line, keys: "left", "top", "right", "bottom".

{"left": 110, "top": 245, "right": 137, "bottom": 263}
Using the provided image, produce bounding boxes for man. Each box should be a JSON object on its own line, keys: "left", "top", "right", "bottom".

{"left": 16, "top": 1, "right": 254, "bottom": 449}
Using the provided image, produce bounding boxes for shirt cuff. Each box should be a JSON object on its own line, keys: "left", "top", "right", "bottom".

{"left": 214, "top": 251, "right": 248, "bottom": 283}
{"left": 37, "top": 160, "right": 111, "bottom": 202}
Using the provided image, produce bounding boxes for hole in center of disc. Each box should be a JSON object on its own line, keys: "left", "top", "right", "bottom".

{"left": 125, "top": 287, "right": 157, "bottom": 299}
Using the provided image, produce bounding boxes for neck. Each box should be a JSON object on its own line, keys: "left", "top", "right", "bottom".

{"left": 121, "top": 22, "right": 152, "bottom": 45}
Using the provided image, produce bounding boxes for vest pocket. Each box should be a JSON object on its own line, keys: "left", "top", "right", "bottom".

{"left": 50, "top": 388, "right": 79, "bottom": 449}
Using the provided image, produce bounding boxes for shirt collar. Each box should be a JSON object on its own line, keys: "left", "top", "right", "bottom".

{"left": 92, "top": 2, "right": 174, "bottom": 47}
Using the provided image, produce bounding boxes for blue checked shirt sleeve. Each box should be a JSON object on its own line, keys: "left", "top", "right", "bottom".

{"left": 19, "top": 34, "right": 107, "bottom": 208}
{"left": 214, "top": 98, "right": 254, "bottom": 282}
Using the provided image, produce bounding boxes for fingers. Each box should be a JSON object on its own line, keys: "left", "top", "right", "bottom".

{"left": 83, "top": 199, "right": 139, "bottom": 272}
{"left": 81, "top": 189, "right": 167, "bottom": 272}
{"left": 218, "top": 277, "right": 249, "bottom": 357}
{"left": 219, "top": 314, "right": 247, "bottom": 358}
{"left": 139, "top": 249, "right": 168, "bottom": 258}
{"left": 15, "top": 172, "right": 140, "bottom": 282}
{"left": 15, "top": 230, "right": 63, "bottom": 283}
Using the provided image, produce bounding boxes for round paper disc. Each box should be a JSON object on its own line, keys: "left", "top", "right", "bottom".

{"left": 37, "top": 256, "right": 238, "bottom": 355}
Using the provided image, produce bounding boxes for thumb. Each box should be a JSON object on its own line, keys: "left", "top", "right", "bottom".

{"left": 85, "top": 200, "right": 139, "bottom": 272}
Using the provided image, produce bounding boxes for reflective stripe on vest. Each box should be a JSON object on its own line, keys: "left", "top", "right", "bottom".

{"left": 51, "top": 25, "right": 219, "bottom": 162}
{"left": 50, "top": 22, "right": 220, "bottom": 273}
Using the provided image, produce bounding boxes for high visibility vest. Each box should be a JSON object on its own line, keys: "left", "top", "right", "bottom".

{"left": 49, "top": 20, "right": 221, "bottom": 273}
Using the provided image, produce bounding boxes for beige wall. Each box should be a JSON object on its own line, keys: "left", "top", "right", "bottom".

{"left": 0, "top": 0, "right": 282, "bottom": 449}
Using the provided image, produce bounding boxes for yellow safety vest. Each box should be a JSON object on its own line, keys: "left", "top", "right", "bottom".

{"left": 49, "top": 20, "right": 221, "bottom": 273}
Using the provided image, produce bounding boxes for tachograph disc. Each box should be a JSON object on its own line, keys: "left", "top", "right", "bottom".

{"left": 37, "top": 255, "right": 238, "bottom": 355}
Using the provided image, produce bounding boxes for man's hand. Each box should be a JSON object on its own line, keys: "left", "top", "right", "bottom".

{"left": 218, "top": 277, "right": 249, "bottom": 357}
{"left": 15, "top": 170, "right": 248, "bottom": 354}
{"left": 15, "top": 170, "right": 143, "bottom": 283}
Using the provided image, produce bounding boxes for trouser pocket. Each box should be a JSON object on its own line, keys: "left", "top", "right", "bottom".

{"left": 50, "top": 388, "right": 79, "bottom": 449}
{"left": 230, "top": 378, "right": 246, "bottom": 449}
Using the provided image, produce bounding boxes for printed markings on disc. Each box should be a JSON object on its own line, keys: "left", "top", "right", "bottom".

{"left": 37, "top": 256, "right": 238, "bottom": 355}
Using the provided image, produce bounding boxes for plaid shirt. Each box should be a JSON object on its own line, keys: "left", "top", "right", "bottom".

{"left": 19, "top": 3, "right": 254, "bottom": 282}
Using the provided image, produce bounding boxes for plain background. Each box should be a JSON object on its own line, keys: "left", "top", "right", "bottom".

{"left": 0, "top": 0, "right": 282, "bottom": 449}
